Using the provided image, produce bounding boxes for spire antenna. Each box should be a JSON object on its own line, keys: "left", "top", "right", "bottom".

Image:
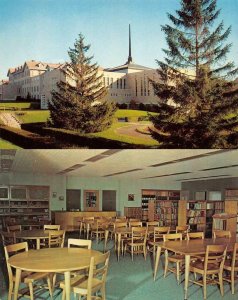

{"left": 127, "top": 24, "right": 133, "bottom": 64}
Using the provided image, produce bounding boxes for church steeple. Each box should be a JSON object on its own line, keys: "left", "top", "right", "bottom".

{"left": 127, "top": 24, "right": 133, "bottom": 64}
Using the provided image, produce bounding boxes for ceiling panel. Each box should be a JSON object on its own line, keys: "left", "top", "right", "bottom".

{"left": 0, "top": 149, "right": 237, "bottom": 184}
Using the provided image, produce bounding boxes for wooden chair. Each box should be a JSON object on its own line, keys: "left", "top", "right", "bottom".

{"left": 163, "top": 233, "right": 184, "bottom": 284}
{"left": 129, "top": 218, "right": 141, "bottom": 222}
{"left": 189, "top": 244, "right": 227, "bottom": 299}
{"left": 176, "top": 225, "right": 189, "bottom": 234}
{"left": 7, "top": 225, "right": 22, "bottom": 233}
{"left": 223, "top": 242, "right": 238, "bottom": 294}
{"left": 82, "top": 217, "right": 95, "bottom": 240}
{"left": 187, "top": 232, "right": 204, "bottom": 240}
{"left": 213, "top": 230, "right": 231, "bottom": 239}
{"left": 146, "top": 221, "right": 160, "bottom": 238}
{"left": 91, "top": 219, "right": 108, "bottom": 243}
{"left": 125, "top": 227, "right": 147, "bottom": 261}
{"left": 1, "top": 231, "right": 16, "bottom": 245}
{"left": 4, "top": 242, "right": 53, "bottom": 300}
{"left": 147, "top": 226, "right": 170, "bottom": 257}
{"left": 68, "top": 238, "right": 92, "bottom": 249}
{"left": 48, "top": 230, "right": 65, "bottom": 248}
{"left": 114, "top": 222, "right": 129, "bottom": 259}
{"left": 60, "top": 251, "right": 110, "bottom": 300}
{"left": 43, "top": 224, "right": 60, "bottom": 230}
{"left": 129, "top": 221, "right": 142, "bottom": 228}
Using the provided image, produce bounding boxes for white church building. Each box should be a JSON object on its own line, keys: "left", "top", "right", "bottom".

{"left": 0, "top": 26, "right": 160, "bottom": 108}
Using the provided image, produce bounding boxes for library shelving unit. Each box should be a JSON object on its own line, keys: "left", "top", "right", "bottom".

{"left": 178, "top": 199, "right": 225, "bottom": 237}
{"left": 144, "top": 189, "right": 180, "bottom": 228}
{"left": 206, "top": 201, "right": 224, "bottom": 236}
{"left": 224, "top": 189, "right": 238, "bottom": 236}
{"left": 124, "top": 207, "right": 142, "bottom": 219}
{"left": 141, "top": 190, "right": 156, "bottom": 221}
{"left": 186, "top": 200, "right": 206, "bottom": 232}
{"left": 0, "top": 185, "right": 50, "bottom": 230}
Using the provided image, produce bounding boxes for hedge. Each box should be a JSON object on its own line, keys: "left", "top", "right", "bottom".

{"left": 0, "top": 125, "right": 58, "bottom": 149}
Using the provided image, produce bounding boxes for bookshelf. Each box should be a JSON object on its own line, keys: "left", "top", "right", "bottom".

{"left": 0, "top": 185, "right": 50, "bottom": 230}
{"left": 206, "top": 201, "right": 224, "bottom": 236}
{"left": 186, "top": 201, "right": 206, "bottom": 232}
{"left": 124, "top": 207, "right": 142, "bottom": 219}
{"left": 178, "top": 199, "right": 224, "bottom": 236}
{"left": 143, "top": 189, "right": 180, "bottom": 228}
{"left": 225, "top": 189, "right": 238, "bottom": 236}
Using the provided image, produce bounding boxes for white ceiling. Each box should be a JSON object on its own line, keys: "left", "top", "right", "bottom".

{"left": 0, "top": 149, "right": 238, "bottom": 184}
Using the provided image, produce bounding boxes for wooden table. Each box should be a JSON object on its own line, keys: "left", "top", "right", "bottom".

{"left": 154, "top": 237, "right": 237, "bottom": 299}
{"left": 8, "top": 247, "right": 101, "bottom": 300}
{"left": 15, "top": 229, "right": 50, "bottom": 249}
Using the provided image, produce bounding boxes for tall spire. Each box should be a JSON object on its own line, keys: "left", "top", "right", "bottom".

{"left": 127, "top": 24, "right": 133, "bottom": 64}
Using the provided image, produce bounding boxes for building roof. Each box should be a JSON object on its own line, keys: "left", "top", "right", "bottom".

{"left": 7, "top": 60, "right": 63, "bottom": 76}
{"left": 104, "top": 62, "right": 152, "bottom": 73}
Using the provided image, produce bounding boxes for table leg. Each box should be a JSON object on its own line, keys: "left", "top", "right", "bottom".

{"left": 13, "top": 268, "right": 21, "bottom": 300}
{"left": 64, "top": 271, "right": 71, "bottom": 300}
{"left": 104, "top": 229, "right": 109, "bottom": 253}
{"left": 184, "top": 254, "right": 190, "bottom": 300}
{"left": 117, "top": 233, "right": 121, "bottom": 261}
{"left": 36, "top": 238, "right": 40, "bottom": 250}
{"left": 154, "top": 245, "right": 161, "bottom": 281}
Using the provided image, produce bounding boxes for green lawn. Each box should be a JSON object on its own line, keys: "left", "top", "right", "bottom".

{"left": 0, "top": 102, "right": 32, "bottom": 110}
{"left": 90, "top": 122, "right": 159, "bottom": 146}
{"left": 0, "top": 138, "right": 21, "bottom": 149}
{"left": 1, "top": 108, "right": 159, "bottom": 147}
{"left": 16, "top": 110, "right": 50, "bottom": 123}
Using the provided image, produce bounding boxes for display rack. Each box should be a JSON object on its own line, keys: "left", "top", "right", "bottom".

{"left": 0, "top": 185, "right": 50, "bottom": 230}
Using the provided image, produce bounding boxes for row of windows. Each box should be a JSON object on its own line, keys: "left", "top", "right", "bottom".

{"left": 103, "top": 77, "right": 126, "bottom": 89}
{"left": 110, "top": 93, "right": 131, "bottom": 97}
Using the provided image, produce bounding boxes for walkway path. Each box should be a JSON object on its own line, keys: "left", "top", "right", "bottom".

{"left": 115, "top": 123, "right": 154, "bottom": 141}
{"left": 0, "top": 112, "right": 21, "bottom": 128}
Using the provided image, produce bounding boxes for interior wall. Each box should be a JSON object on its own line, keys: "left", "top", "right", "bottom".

{"left": 66, "top": 176, "right": 181, "bottom": 214}
{"left": 0, "top": 172, "right": 67, "bottom": 211}
{"left": 181, "top": 177, "right": 238, "bottom": 200}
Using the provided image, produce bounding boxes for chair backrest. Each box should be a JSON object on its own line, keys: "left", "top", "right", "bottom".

{"left": 175, "top": 225, "right": 189, "bottom": 234}
{"left": 68, "top": 238, "right": 92, "bottom": 249}
{"left": 129, "top": 221, "right": 142, "bottom": 228}
{"left": 187, "top": 232, "right": 204, "bottom": 240}
{"left": 146, "top": 221, "right": 159, "bottom": 228}
{"left": 131, "top": 227, "right": 147, "bottom": 244}
{"left": 204, "top": 244, "right": 227, "bottom": 272}
{"left": 83, "top": 217, "right": 94, "bottom": 222}
{"left": 1, "top": 231, "right": 16, "bottom": 245}
{"left": 7, "top": 225, "right": 21, "bottom": 232}
{"left": 129, "top": 218, "right": 141, "bottom": 222}
{"left": 114, "top": 222, "right": 127, "bottom": 229}
{"left": 163, "top": 233, "right": 182, "bottom": 242}
{"left": 87, "top": 251, "right": 110, "bottom": 299}
{"left": 4, "top": 242, "right": 28, "bottom": 283}
{"left": 231, "top": 242, "right": 238, "bottom": 270}
{"left": 44, "top": 224, "right": 60, "bottom": 230}
{"left": 116, "top": 216, "right": 127, "bottom": 221}
{"left": 213, "top": 230, "right": 231, "bottom": 239}
{"left": 154, "top": 226, "right": 170, "bottom": 241}
{"left": 48, "top": 230, "right": 65, "bottom": 248}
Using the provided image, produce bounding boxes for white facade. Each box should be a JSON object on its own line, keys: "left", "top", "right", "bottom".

{"left": 1, "top": 59, "right": 160, "bottom": 108}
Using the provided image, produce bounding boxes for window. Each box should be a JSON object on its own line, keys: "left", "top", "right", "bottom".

{"left": 124, "top": 79, "right": 126, "bottom": 89}
{"left": 120, "top": 79, "right": 122, "bottom": 89}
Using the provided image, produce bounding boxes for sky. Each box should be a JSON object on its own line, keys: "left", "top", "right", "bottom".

{"left": 0, "top": 0, "right": 238, "bottom": 79}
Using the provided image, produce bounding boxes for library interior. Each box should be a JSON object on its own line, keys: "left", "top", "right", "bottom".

{"left": 0, "top": 149, "right": 238, "bottom": 300}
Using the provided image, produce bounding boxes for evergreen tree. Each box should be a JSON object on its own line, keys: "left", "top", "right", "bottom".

{"left": 150, "top": 0, "right": 238, "bottom": 148}
{"left": 49, "top": 34, "right": 117, "bottom": 133}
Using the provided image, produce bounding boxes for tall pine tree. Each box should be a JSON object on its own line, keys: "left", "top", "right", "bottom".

{"left": 150, "top": 0, "right": 238, "bottom": 148}
{"left": 49, "top": 34, "right": 117, "bottom": 133}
